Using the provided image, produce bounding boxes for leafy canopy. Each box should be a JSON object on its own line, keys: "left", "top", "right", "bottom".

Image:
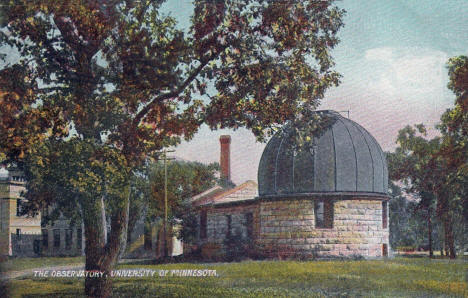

{"left": 0, "top": 0, "right": 345, "bottom": 167}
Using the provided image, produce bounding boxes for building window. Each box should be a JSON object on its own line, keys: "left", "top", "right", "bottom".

{"left": 315, "top": 200, "right": 334, "bottom": 229}
{"left": 42, "top": 229, "right": 48, "bottom": 248}
{"left": 16, "top": 199, "right": 22, "bottom": 216}
{"left": 382, "top": 201, "right": 388, "bottom": 229}
{"left": 226, "top": 215, "right": 232, "bottom": 237}
{"left": 200, "top": 210, "right": 207, "bottom": 239}
{"left": 246, "top": 212, "right": 253, "bottom": 239}
{"left": 77, "top": 228, "right": 82, "bottom": 249}
{"left": 65, "top": 229, "right": 72, "bottom": 249}
{"left": 16, "top": 228, "right": 21, "bottom": 240}
{"left": 53, "top": 229, "right": 60, "bottom": 248}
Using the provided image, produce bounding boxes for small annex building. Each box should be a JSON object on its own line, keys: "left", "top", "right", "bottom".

{"left": 190, "top": 110, "right": 390, "bottom": 259}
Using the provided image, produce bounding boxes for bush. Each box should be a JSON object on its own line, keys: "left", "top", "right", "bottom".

{"left": 223, "top": 229, "right": 253, "bottom": 262}
{"left": 201, "top": 242, "right": 223, "bottom": 261}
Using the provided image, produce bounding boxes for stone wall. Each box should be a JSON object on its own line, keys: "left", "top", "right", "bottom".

{"left": 196, "top": 196, "right": 389, "bottom": 259}
{"left": 258, "top": 197, "right": 389, "bottom": 258}
{"left": 194, "top": 204, "right": 259, "bottom": 260}
{"left": 202, "top": 204, "right": 257, "bottom": 244}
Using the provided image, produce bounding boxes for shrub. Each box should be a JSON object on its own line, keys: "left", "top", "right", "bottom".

{"left": 223, "top": 229, "right": 253, "bottom": 262}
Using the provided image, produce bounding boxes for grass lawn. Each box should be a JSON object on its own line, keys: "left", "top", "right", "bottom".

{"left": 1, "top": 256, "right": 84, "bottom": 272}
{"left": 5, "top": 257, "right": 467, "bottom": 297}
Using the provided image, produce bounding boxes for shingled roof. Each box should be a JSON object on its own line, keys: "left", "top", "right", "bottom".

{"left": 191, "top": 180, "right": 258, "bottom": 207}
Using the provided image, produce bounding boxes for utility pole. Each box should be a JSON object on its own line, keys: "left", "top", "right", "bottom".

{"left": 155, "top": 149, "right": 174, "bottom": 259}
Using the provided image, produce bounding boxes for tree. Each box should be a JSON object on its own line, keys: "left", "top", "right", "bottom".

{"left": 388, "top": 125, "right": 441, "bottom": 258}
{"left": 0, "top": 1, "right": 344, "bottom": 296}
{"left": 145, "top": 160, "right": 218, "bottom": 257}
{"left": 388, "top": 124, "right": 459, "bottom": 258}
{"left": 439, "top": 55, "right": 468, "bottom": 256}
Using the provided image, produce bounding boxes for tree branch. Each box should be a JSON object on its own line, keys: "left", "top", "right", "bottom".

{"left": 132, "top": 49, "right": 223, "bottom": 126}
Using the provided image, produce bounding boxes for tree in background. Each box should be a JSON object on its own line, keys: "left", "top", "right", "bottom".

{"left": 387, "top": 125, "right": 448, "bottom": 258}
{"left": 388, "top": 122, "right": 464, "bottom": 259}
{"left": 0, "top": 1, "right": 344, "bottom": 296}
{"left": 439, "top": 55, "right": 468, "bottom": 256}
{"left": 388, "top": 181, "right": 443, "bottom": 252}
{"left": 388, "top": 182, "right": 418, "bottom": 249}
{"left": 145, "top": 160, "right": 218, "bottom": 257}
{"left": 123, "top": 162, "right": 151, "bottom": 255}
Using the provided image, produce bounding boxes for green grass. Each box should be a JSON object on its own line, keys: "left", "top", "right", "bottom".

{"left": 1, "top": 256, "right": 84, "bottom": 272}
{"left": 5, "top": 257, "right": 467, "bottom": 297}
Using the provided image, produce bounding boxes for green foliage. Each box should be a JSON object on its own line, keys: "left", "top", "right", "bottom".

{"left": 439, "top": 55, "right": 468, "bottom": 234}
{"left": 144, "top": 160, "right": 218, "bottom": 244}
{"left": 387, "top": 126, "right": 456, "bottom": 257}
{"left": 21, "top": 138, "right": 130, "bottom": 217}
{"left": 389, "top": 183, "right": 418, "bottom": 248}
{"left": 177, "top": 204, "right": 199, "bottom": 245}
{"left": 387, "top": 125, "right": 444, "bottom": 214}
{"left": 127, "top": 163, "right": 152, "bottom": 242}
{"left": 147, "top": 160, "right": 218, "bottom": 219}
{"left": 388, "top": 185, "right": 444, "bottom": 251}
{"left": 1, "top": 0, "right": 345, "bottom": 163}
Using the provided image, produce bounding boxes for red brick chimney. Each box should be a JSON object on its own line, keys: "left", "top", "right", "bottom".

{"left": 219, "top": 135, "right": 231, "bottom": 181}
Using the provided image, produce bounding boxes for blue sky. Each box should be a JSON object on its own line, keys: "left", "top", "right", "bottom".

{"left": 166, "top": 0, "right": 468, "bottom": 184}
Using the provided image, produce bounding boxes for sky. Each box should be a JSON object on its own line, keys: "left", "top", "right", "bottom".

{"left": 162, "top": 0, "right": 468, "bottom": 185}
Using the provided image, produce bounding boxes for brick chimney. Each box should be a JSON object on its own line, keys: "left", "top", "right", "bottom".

{"left": 219, "top": 135, "right": 231, "bottom": 181}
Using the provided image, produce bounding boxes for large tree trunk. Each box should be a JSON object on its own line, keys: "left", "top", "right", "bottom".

{"left": 82, "top": 190, "right": 130, "bottom": 297}
{"left": 82, "top": 197, "right": 110, "bottom": 297}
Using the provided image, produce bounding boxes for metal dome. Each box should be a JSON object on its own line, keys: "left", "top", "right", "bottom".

{"left": 258, "top": 110, "right": 388, "bottom": 197}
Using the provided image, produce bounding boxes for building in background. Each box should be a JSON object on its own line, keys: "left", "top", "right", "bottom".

{"left": 40, "top": 206, "right": 84, "bottom": 257}
{"left": 0, "top": 168, "right": 84, "bottom": 257}
{"left": 0, "top": 168, "right": 41, "bottom": 257}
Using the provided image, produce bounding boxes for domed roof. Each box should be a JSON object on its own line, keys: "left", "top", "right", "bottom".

{"left": 258, "top": 110, "right": 388, "bottom": 197}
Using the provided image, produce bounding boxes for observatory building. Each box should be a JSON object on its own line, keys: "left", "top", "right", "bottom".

{"left": 191, "top": 110, "right": 390, "bottom": 259}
